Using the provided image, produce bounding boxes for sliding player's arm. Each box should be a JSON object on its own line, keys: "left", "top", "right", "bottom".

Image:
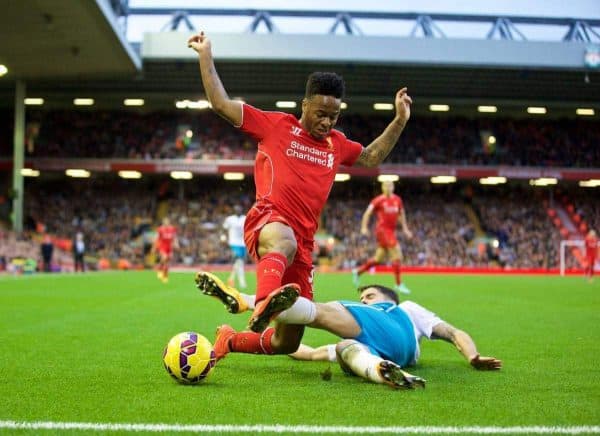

{"left": 289, "top": 344, "right": 336, "bottom": 362}
{"left": 431, "top": 322, "right": 502, "bottom": 370}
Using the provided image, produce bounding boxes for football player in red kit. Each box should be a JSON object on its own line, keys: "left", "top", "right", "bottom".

{"left": 584, "top": 229, "right": 598, "bottom": 282}
{"left": 353, "top": 181, "right": 413, "bottom": 294}
{"left": 188, "top": 31, "right": 412, "bottom": 360}
{"left": 153, "top": 217, "right": 179, "bottom": 284}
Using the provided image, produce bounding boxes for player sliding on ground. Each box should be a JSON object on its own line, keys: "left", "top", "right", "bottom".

{"left": 188, "top": 30, "right": 412, "bottom": 358}
{"left": 205, "top": 284, "right": 501, "bottom": 389}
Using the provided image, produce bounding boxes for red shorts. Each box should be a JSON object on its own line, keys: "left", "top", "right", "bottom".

{"left": 244, "top": 204, "right": 315, "bottom": 301}
{"left": 158, "top": 246, "right": 172, "bottom": 259}
{"left": 375, "top": 227, "right": 398, "bottom": 249}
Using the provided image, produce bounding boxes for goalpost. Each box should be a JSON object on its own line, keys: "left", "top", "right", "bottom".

{"left": 559, "top": 239, "right": 599, "bottom": 276}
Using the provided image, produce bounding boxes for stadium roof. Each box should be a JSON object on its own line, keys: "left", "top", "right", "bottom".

{"left": 0, "top": 0, "right": 140, "bottom": 79}
{"left": 0, "top": 5, "right": 598, "bottom": 115}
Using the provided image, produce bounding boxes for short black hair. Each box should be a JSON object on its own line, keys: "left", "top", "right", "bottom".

{"left": 357, "top": 284, "right": 399, "bottom": 304}
{"left": 305, "top": 72, "right": 345, "bottom": 99}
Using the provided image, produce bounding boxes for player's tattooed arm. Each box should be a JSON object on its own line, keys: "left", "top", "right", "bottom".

{"left": 355, "top": 87, "right": 412, "bottom": 167}
{"left": 355, "top": 118, "right": 407, "bottom": 167}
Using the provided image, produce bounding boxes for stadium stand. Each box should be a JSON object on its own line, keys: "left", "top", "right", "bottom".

{"left": 10, "top": 176, "right": 592, "bottom": 272}
{"left": 4, "top": 110, "right": 599, "bottom": 167}
{"left": 1, "top": 6, "right": 597, "bottom": 275}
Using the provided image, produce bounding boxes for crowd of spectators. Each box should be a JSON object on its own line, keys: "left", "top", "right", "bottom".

{"left": 323, "top": 183, "right": 570, "bottom": 270}
{"left": 565, "top": 190, "right": 600, "bottom": 238}
{"left": 341, "top": 115, "right": 600, "bottom": 167}
{"left": 17, "top": 177, "right": 257, "bottom": 269}
{"left": 165, "top": 184, "right": 254, "bottom": 266}
{"left": 471, "top": 186, "right": 560, "bottom": 269}
{"left": 23, "top": 178, "right": 157, "bottom": 267}
{"left": 8, "top": 177, "right": 591, "bottom": 272}
{"left": 0, "top": 229, "right": 73, "bottom": 273}
{"left": 1, "top": 109, "right": 598, "bottom": 167}
{"left": 322, "top": 184, "right": 477, "bottom": 268}
{"left": 1, "top": 110, "right": 254, "bottom": 161}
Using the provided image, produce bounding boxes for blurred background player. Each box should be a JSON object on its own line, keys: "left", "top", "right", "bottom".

{"left": 353, "top": 181, "right": 413, "bottom": 294}
{"left": 189, "top": 30, "right": 412, "bottom": 357}
{"left": 584, "top": 229, "right": 598, "bottom": 283}
{"left": 153, "top": 217, "right": 179, "bottom": 284}
{"left": 72, "top": 231, "right": 86, "bottom": 272}
{"left": 223, "top": 205, "right": 247, "bottom": 291}
{"left": 40, "top": 234, "right": 54, "bottom": 273}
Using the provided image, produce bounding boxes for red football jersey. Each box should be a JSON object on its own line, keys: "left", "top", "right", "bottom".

{"left": 240, "top": 104, "right": 363, "bottom": 240}
{"left": 371, "top": 194, "right": 404, "bottom": 231}
{"left": 585, "top": 234, "right": 598, "bottom": 258}
{"left": 157, "top": 225, "right": 177, "bottom": 250}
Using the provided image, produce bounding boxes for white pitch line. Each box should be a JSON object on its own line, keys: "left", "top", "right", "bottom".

{"left": 0, "top": 421, "right": 598, "bottom": 434}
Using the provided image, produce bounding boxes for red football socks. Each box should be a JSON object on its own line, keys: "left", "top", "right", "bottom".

{"left": 256, "top": 252, "right": 288, "bottom": 302}
{"left": 357, "top": 258, "right": 377, "bottom": 275}
{"left": 229, "top": 327, "right": 276, "bottom": 355}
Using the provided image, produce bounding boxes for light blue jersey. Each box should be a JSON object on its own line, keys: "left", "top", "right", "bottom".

{"left": 230, "top": 245, "right": 247, "bottom": 259}
{"left": 339, "top": 301, "right": 418, "bottom": 367}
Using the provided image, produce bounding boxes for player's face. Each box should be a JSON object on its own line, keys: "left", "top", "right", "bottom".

{"left": 301, "top": 95, "right": 341, "bottom": 140}
{"left": 359, "top": 288, "right": 391, "bottom": 305}
{"left": 381, "top": 181, "right": 394, "bottom": 195}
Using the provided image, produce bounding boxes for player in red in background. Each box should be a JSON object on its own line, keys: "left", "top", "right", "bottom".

{"left": 188, "top": 31, "right": 412, "bottom": 360}
{"left": 153, "top": 217, "right": 179, "bottom": 284}
{"left": 353, "top": 181, "right": 413, "bottom": 294}
{"left": 584, "top": 229, "right": 598, "bottom": 282}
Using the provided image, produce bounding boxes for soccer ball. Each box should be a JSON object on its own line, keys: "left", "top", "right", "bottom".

{"left": 163, "top": 332, "right": 216, "bottom": 384}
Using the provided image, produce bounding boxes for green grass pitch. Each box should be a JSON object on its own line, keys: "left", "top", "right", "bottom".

{"left": 0, "top": 271, "right": 599, "bottom": 433}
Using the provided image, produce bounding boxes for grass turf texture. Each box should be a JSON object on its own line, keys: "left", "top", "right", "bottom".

{"left": 0, "top": 271, "right": 598, "bottom": 432}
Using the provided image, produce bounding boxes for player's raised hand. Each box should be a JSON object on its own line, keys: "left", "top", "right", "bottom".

{"left": 470, "top": 354, "right": 502, "bottom": 370}
{"left": 360, "top": 227, "right": 370, "bottom": 237}
{"left": 404, "top": 229, "right": 413, "bottom": 239}
{"left": 188, "top": 31, "right": 211, "bottom": 54}
{"left": 394, "top": 88, "right": 412, "bottom": 125}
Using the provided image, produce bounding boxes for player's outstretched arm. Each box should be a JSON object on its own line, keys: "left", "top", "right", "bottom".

{"left": 431, "top": 322, "right": 502, "bottom": 370}
{"left": 355, "top": 88, "right": 412, "bottom": 167}
{"left": 289, "top": 344, "right": 334, "bottom": 361}
{"left": 188, "top": 31, "right": 242, "bottom": 126}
